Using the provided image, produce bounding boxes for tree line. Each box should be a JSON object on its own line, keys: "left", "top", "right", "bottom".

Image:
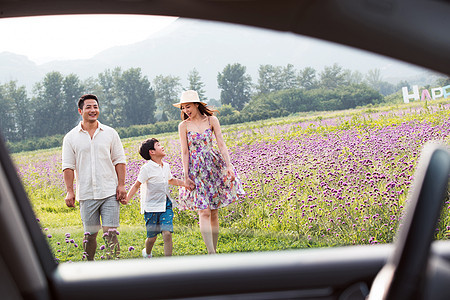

{"left": 0, "top": 62, "right": 410, "bottom": 152}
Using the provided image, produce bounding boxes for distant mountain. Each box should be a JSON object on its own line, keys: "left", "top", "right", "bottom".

{"left": 0, "top": 52, "right": 44, "bottom": 88}
{"left": 0, "top": 18, "right": 433, "bottom": 99}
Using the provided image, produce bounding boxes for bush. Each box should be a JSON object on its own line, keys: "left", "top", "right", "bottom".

{"left": 218, "top": 104, "right": 238, "bottom": 116}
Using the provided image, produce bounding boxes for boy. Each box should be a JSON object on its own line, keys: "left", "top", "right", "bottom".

{"left": 125, "top": 138, "right": 191, "bottom": 258}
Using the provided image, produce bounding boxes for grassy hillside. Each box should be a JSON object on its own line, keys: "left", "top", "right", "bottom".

{"left": 13, "top": 99, "right": 450, "bottom": 262}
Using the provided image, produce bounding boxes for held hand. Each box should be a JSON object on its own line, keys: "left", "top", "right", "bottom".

{"left": 65, "top": 191, "right": 76, "bottom": 208}
{"left": 184, "top": 178, "right": 196, "bottom": 191}
{"left": 226, "top": 168, "right": 235, "bottom": 182}
{"left": 116, "top": 185, "right": 127, "bottom": 204}
{"left": 182, "top": 183, "right": 191, "bottom": 191}
{"left": 120, "top": 193, "right": 129, "bottom": 205}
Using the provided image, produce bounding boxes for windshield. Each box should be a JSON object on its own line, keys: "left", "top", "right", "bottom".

{"left": 1, "top": 15, "right": 449, "bottom": 263}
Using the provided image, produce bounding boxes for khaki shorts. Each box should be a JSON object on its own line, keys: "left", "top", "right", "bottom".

{"left": 79, "top": 195, "right": 120, "bottom": 234}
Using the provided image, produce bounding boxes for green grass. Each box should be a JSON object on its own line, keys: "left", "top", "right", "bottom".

{"left": 17, "top": 99, "right": 450, "bottom": 263}
{"left": 43, "top": 225, "right": 317, "bottom": 262}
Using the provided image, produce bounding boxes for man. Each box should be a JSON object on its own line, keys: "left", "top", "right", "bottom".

{"left": 62, "top": 94, "right": 127, "bottom": 260}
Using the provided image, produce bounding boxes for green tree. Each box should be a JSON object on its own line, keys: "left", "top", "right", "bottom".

{"left": 217, "top": 63, "right": 252, "bottom": 111}
{"left": 256, "top": 64, "right": 297, "bottom": 95}
{"left": 5, "top": 81, "right": 31, "bottom": 141}
{"left": 97, "top": 67, "right": 123, "bottom": 127}
{"left": 82, "top": 77, "right": 99, "bottom": 94}
{"left": 187, "top": 68, "right": 206, "bottom": 101}
{"left": 345, "top": 70, "right": 364, "bottom": 85}
{"left": 256, "top": 64, "right": 281, "bottom": 94}
{"left": 241, "top": 94, "right": 285, "bottom": 121}
{"left": 365, "top": 69, "right": 396, "bottom": 95}
{"left": 365, "top": 69, "right": 382, "bottom": 90}
{"left": 337, "top": 83, "right": 383, "bottom": 109}
{"left": 276, "top": 89, "right": 310, "bottom": 113}
{"left": 31, "top": 72, "right": 85, "bottom": 137}
{"left": 61, "top": 74, "right": 84, "bottom": 133}
{"left": 396, "top": 80, "right": 410, "bottom": 91}
{"left": 435, "top": 76, "right": 450, "bottom": 86}
{"left": 319, "top": 64, "right": 346, "bottom": 89}
{"left": 298, "top": 67, "right": 318, "bottom": 90}
{"left": 378, "top": 82, "right": 396, "bottom": 96}
{"left": 115, "top": 68, "right": 156, "bottom": 127}
{"left": 31, "top": 71, "right": 65, "bottom": 137}
{"left": 0, "top": 83, "right": 15, "bottom": 141}
{"left": 281, "top": 64, "right": 298, "bottom": 90}
{"left": 153, "top": 75, "right": 182, "bottom": 121}
{"left": 247, "top": 88, "right": 311, "bottom": 115}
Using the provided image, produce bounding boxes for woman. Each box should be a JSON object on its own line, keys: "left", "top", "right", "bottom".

{"left": 174, "top": 90, "right": 245, "bottom": 254}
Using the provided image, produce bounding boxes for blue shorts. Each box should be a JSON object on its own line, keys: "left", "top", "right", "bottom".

{"left": 144, "top": 198, "right": 173, "bottom": 238}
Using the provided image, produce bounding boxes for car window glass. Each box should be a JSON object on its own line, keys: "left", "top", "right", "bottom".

{"left": 1, "top": 15, "right": 449, "bottom": 263}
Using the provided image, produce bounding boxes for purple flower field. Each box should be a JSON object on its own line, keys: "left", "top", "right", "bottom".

{"left": 14, "top": 102, "right": 450, "bottom": 259}
{"left": 119, "top": 103, "right": 450, "bottom": 246}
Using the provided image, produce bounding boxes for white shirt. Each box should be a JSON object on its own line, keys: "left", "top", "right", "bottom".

{"left": 137, "top": 159, "right": 173, "bottom": 214}
{"left": 62, "top": 121, "right": 126, "bottom": 201}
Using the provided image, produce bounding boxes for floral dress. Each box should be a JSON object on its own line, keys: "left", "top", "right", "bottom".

{"left": 178, "top": 127, "right": 245, "bottom": 210}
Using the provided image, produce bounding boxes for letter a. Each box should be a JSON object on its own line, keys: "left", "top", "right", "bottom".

{"left": 421, "top": 89, "right": 431, "bottom": 101}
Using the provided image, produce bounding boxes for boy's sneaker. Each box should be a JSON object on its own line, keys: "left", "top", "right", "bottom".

{"left": 142, "top": 248, "right": 152, "bottom": 258}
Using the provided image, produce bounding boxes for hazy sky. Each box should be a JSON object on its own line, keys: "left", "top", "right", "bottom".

{"left": 0, "top": 14, "right": 178, "bottom": 64}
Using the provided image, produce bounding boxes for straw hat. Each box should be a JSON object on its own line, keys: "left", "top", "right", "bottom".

{"left": 173, "top": 90, "right": 207, "bottom": 108}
